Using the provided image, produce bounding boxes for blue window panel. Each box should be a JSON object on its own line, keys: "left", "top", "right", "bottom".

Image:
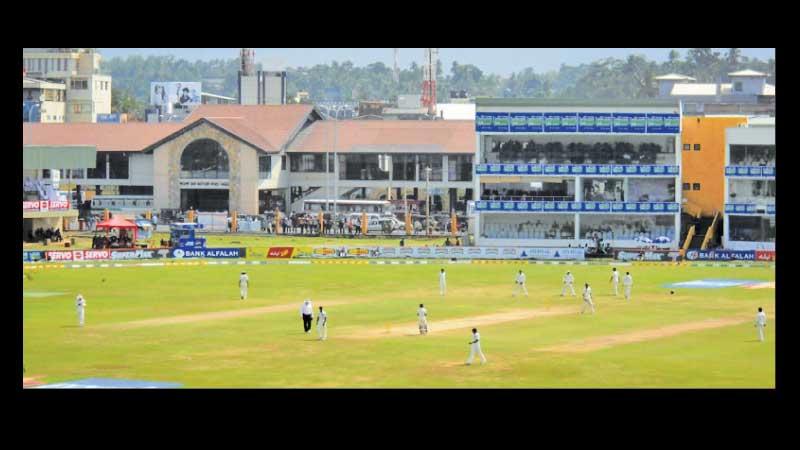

{"left": 502, "top": 202, "right": 516, "bottom": 211}
{"left": 529, "top": 202, "right": 543, "bottom": 211}
{"left": 570, "top": 165, "right": 584, "bottom": 174}
{"left": 489, "top": 164, "right": 502, "bottom": 173}
{"left": 489, "top": 201, "right": 502, "bottom": 210}
{"left": 725, "top": 167, "right": 736, "bottom": 176}
{"left": 666, "top": 203, "right": 679, "bottom": 212}
{"left": 502, "top": 164, "right": 516, "bottom": 174}
{"left": 584, "top": 165, "right": 597, "bottom": 174}
{"left": 515, "top": 202, "right": 530, "bottom": 211}
{"left": 762, "top": 167, "right": 775, "bottom": 177}
{"left": 492, "top": 113, "right": 510, "bottom": 132}
{"left": 557, "top": 165, "right": 570, "bottom": 174}
{"left": 624, "top": 166, "right": 638, "bottom": 174}
{"left": 598, "top": 165, "right": 612, "bottom": 175}
{"left": 569, "top": 202, "right": 582, "bottom": 211}
{"left": 745, "top": 204, "right": 757, "bottom": 213}
{"left": 667, "top": 166, "right": 679, "bottom": 175}
{"left": 611, "top": 202, "right": 625, "bottom": 212}
{"left": 515, "top": 164, "right": 529, "bottom": 174}
{"left": 733, "top": 204, "right": 746, "bottom": 213}
{"left": 583, "top": 202, "right": 597, "bottom": 211}
{"left": 748, "top": 167, "right": 762, "bottom": 176}
{"left": 612, "top": 166, "right": 625, "bottom": 175}
{"left": 556, "top": 202, "right": 569, "bottom": 211}
{"left": 736, "top": 167, "right": 749, "bottom": 176}
{"left": 652, "top": 165, "right": 666, "bottom": 174}
{"left": 476, "top": 164, "right": 488, "bottom": 174}
{"left": 725, "top": 204, "right": 735, "bottom": 213}
{"left": 624, "top": 203, "right": 637, "bottom": 211}
{"left": 652, "top": 203, "right": 665, "bottom": 212}
{"left": 476, "top": 201, "right": 488, "bottom": 210}
{"left": 638, "top": 203, "right": 652, "bottom": 212}
{"left": 639, "top": 165, "right": 652, "bottom": 174}
{"left": 529, "top": 164, "right": 542, "bottom": 174}
{"left": 767, "top": 204, "right": 776, "bottom": 214}
{"left": 475, "top": 112, "right": 495, "bottom": 132}
{"left": 543, "top": 202, "right": 556, "bottom": 211}
{"left": 598, "top": 202, "right": 611, "bottom": 211}
{"left": 543, "top": 165, "right": 557, "bottom": 174}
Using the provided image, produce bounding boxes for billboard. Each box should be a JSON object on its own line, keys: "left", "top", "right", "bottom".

{"left": 684, "top": 250, "right": 756, "bottom": 261}
{"left": 170, "top": 248, "right": 245, "bottom": 259}
{"left": 150, "top": 82, "right": 202, "bottom": 111}
{"left": 267, "top": 247, "right": 295, "bottom": 259}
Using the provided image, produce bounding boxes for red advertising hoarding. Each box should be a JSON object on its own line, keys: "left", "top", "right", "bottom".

{"left": 267, "top": 247, "right": 295, "bottom": 259}
{"left": 755, "top": 250, "right": 776, "bottom": 261}
{"left": 23, "top": 200, "right": 71, "bottom": 212}
{"left": 45, "top": 250, "right": 110, "bottom": 261}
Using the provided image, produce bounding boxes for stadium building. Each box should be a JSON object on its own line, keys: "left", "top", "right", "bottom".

{"left": 722, "top": 117, "right": 775, "bottom": 250}
{"left": 23, "top": 104, "right": 474, "bottom": 220}
{"left": 473, "top": 98, "right": 683, "bottom": 249}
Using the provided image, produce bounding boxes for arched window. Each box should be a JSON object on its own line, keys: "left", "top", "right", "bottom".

{"left": 180, "top": 139, "right": 230, "bottom": 179}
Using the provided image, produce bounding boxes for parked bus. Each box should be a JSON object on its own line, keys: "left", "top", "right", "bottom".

{"left": 302, "top": 199, "right": 391, "bottom": 214}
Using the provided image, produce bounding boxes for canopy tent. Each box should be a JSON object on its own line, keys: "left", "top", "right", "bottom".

{"left": 94, "top": 217, "right": 138, "bottom": 247}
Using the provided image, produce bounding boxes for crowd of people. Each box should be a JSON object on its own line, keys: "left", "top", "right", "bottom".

{"left": 482, "top": 219, "right": 575, "bottom": 240}
{"left": 482, "top": 188, "right": 571, "bottom": 202}
{"left": 26, "top": 227, "right": 62, "bottom": 243}
{"left": 486, "top": 140, "right": 668, "bottom": 165}
{"left": 91, "top": 233, "right": 134, "bottom": 249}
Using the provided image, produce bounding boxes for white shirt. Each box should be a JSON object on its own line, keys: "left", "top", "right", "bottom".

{"left": 611, "top": 271, "right": 619, "bottom": 283}
{"left": 439, "top": 272, "right": 446, "bottom": 283}
{"left": 564, "top": 274, "right": 574, "bottom": 284}
{"left": 418, "top": 307, "right": 427, "bottom": 320}
{"left": 471, "top": 331, "right": 481, "bottom": 345}
{"left": 76, "top": 296, "right": 85, "bottom": 309}
{"left": 517, "top": 273, "right": 526, "bottom": 284}
{"left": 318, "top": 310, "right": 327, "bottom": 326}
{"left": 623, "top": 275, "right": 633, "bottom": 286}
{"left": 755, "top": 311, "right": 767, "bottom": 327}
{"left": 239, "top": 274, "right": 249, "bottom": 287}
{"left": 301, "top": 301, "right": 313, "bottom": 316}
{"left": 583, "top": 286, "right": 592, "bottom": 301}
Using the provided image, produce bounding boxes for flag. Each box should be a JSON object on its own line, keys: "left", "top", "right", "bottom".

{"left": 405, "top": 211, "right": 412, "bottom": 235}
{"left": 361, "top": 212, "right": 368, "bottom": 235}
{"left": 451, "top": 209, "right": 457, "bottom": 237}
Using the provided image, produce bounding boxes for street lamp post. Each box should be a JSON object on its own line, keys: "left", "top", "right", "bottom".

{"left": 425, "top": 166, "right": 432, "bottom": 236}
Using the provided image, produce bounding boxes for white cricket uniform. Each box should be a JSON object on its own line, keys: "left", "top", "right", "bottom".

{"left": 755, "top": 311, "right": 767, "bottom": 342}
{"left": 439, "top": 271, "right": 447, "bottom": 296}
{"left": 317, "top": 310, "right": 328, "bottom": 340}
{"left": 466, "top": 331, "right": 487, "bottom": 365}
{"left": 581, "top": 286, "right": 595, "bottom": 314}
{"left": 239, "top": 274, "right": 249, "bottom": 300}
{"left": 611, "top": 271, "right": 620, "bottom": 296}
{"left": 418, "top": 307, "right": 428, "bottom": 334}
{"left": 76, "top": 296, "right": 85, "bottom": 326}
{"left": 562, "top": 274, "right": 576, "bottom": 296}
{"left": 513, "top": 273, "right": 529, "bottom": 297}
{"left": 623, "top": 274, "right": 633, "bottom": 300}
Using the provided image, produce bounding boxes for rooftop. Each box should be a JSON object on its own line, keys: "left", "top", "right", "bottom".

{"left": 728, "top": 69, "right": 769, "bottom": 77}
{"left": 23, "top": 122, "right": 183, "bottom": 152}
{"left": 475, "top": 98, "right": 680, "bottom": 107}
{"left": 654, "top": 73, "right": 696, "bottom": 81}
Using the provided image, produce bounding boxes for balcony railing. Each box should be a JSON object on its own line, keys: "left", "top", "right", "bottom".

{"left": 475, "top": 201, "right": 679, "bottom": 214}
{"left": 481, "top": 195, "right": 574, "bottom": 202}
{"left": 476, "top": 163, "right": 679, "bottom": 177}
{"left": 725, "top": 203, "right": 776, "bottom": 215}
{"left": 725, "top": 166, "right": 776, "bottom": 178}
{"left": 180, "top": 170, "right": 229, "bottom": 179}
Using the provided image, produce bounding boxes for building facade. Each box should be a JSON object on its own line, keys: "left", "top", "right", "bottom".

{"left": 22, "top": 48, "right": 112, "bottom": 123}
{"left": 23, "top": 78, "right": 66, "bottom": 123}
{"left": 473, "top": 98, "right": 682, "bottom": 249}
{"left": 722, "top": 118, "right": 775, "bottom": 250}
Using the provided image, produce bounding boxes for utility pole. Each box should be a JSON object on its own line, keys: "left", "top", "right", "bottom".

{"left": 425, "top": 166, "right": 432, "bottom": 236}
{"left": 393, "top": 48, "right": 400, "bottom": 83}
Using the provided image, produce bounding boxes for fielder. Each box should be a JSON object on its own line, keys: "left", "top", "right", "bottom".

{"left": 465, "top": 328, "right": 487, "bottom": 365}
{"left": 76, "top": 294, "right": 86, "bottom": 327}
{"left": 755, "top": 307, "right": 767, "bottom": 342}
{"left": 513, "top": 270, "right": 529, "bottom": 297}
{"left": 581, "top": 283, "right": 595, "bottom": 315}
{"left": 610, "top": 267, "right": 619, "bottom": 296}
{"left": 418, "top": 303, "right": 428, "bottom": 335}
{"left": 316, "top": 306, "right": 328, "bottom": 341}
{"left": 239, "top": 271, "right": 249, "bottom": 300}
{"left": 301, "top": 299, "right": 314, "bottom": 334}
{"left": 439, "top": 268, "right": 447, "bottom": 296}
{"left": 623, "top": 272, "right": 633, "bottom": 301}
{"left": 562, "top": 271, "right": 576, "bottom": 297}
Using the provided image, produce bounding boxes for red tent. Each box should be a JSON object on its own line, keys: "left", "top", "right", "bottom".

{"left": 95, "top": 217, "right": 138, "bottom": 247}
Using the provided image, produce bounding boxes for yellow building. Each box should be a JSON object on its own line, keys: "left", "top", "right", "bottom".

{"left": 23, "top": 78, "right": 66, "bottom": 123}
{"left": 22, "top": 48, "right": 111, "bottom": 123}
{"left": 680, "top": 115, "right": 748, "bottom": 217}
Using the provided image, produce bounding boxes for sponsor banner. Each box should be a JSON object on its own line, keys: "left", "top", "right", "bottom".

{"left": 725, "top": 166, "right": 776, "bottom": 178}
{"left": 510, "top": 112, "right": 544, "bottom": 132}
{"left": 267, "top": 247, "right": 295, "bottom": 259}
{"left": 170, "top": 248, "right": 246, "bottom": 259}
{"left": 519, "top": 248, "right": 586, "bottom": 260}
{"left": 23, "top": 250, "right": 46, "bottom": 263}
{"left": 45, "top": 250, "right": 111, "bottom": 261}
{"left": 23, "top": 200, "right": 71, "bottom": 212}
{"left": 616, "top": 250, "right": 681, "bottom": 262}
{"left": 150, "top": 81, "right": 201, "bottom": 109}
{"left": 475, "top": 112, "right": 510, "bottom": 132}
{"left": 476, "top": 200, "right": 678, "bottom": 213}
{"left": 613, "top": 113, "right": 647, "bottom": 133}
{"left": 755, "top": 250, "right": 775, "bottom": 261}
{"left": 478, "top": 164, "right": 678, "bottom": 177}
{"left": 684, "top": 250, "right": 755, "bottom": 261}
{"left": 110, "top": 248, "right": 171, "bottom": 260}
{"left": 477, "top": 112, "right": 679, "bottom": 134}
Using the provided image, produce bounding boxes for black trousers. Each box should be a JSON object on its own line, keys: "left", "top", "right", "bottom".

{"left": 302, "top": 314, "right": 312, "bottom": 332}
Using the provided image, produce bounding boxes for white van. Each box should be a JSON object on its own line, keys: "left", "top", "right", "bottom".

{"left": 345, "top": 213, "right": 403, "bottom": 233}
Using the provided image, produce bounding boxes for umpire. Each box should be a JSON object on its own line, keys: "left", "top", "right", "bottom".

{"left": 300, "top": 299, "right": 314, "bottom": 334}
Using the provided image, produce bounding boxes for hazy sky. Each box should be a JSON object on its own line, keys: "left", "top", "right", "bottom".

{"left": 99, "top": 48, "right": 775, "bottom": 76}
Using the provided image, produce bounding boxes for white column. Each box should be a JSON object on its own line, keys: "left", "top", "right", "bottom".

{"left": 574, "top": 176, "right": 582, "bottom": 202}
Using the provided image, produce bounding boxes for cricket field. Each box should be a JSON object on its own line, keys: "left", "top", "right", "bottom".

{"left": 22, "top": 245, "right": 775, "bottom": 388}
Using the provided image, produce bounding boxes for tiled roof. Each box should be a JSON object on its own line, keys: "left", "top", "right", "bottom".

{"left": 287, "top": 120, "right": 475, "bottom": 154}
{"left": 22, "top": 122, "right": 183, "bottom": 152}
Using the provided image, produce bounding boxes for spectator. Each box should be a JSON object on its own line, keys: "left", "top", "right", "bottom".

{"left": 400, "top": 238, "right": 405, "bottom": 247}
{"left": 444, "top": 237, "right": 451, "bottom": 247}
{"left": 455, "top": 237, "right": 461, "bottom": 246}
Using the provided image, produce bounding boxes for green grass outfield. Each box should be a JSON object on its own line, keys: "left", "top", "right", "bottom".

{"left": 22, "top": 260, "right": 775, "bottom": 388}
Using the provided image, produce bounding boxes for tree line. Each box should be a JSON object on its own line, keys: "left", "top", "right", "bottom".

{"left": 105, "top": 49, "right": 774, "bottom": 119}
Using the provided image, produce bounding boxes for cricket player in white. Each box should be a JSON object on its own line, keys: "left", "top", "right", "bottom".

{"left": 439, "top": 268, "right": 447, "bottom": 296}
{"left": 562, "top": 271, "right": 576, "bottom": 296}
{"left": 418, "top": 303, "right": 428, "bottom": 335}
{"left": 316, "top": 306, "right": 328, "bottom": 341}
{"left": 755, "top": 307, "right": 767, "bottom": 342}
{"left": 610, "top": 268, "right": 620, "bottom": 296}
{"left": 76, "top": 294, "right": 86, "bottom": 327}
{"left": 465, "top": 328, "right": 487, "bottom": 365}
{"left": 623, "top": 272, "right": 633, "bottom": 301}
{"left": 581, "top": 283, "right": 595, "bottom": 315}
{"left": 512, "top": 270, "right": 529, "bottom": 297}
{"left": 239, "top": 272, "right": 249, "bottom": 300}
